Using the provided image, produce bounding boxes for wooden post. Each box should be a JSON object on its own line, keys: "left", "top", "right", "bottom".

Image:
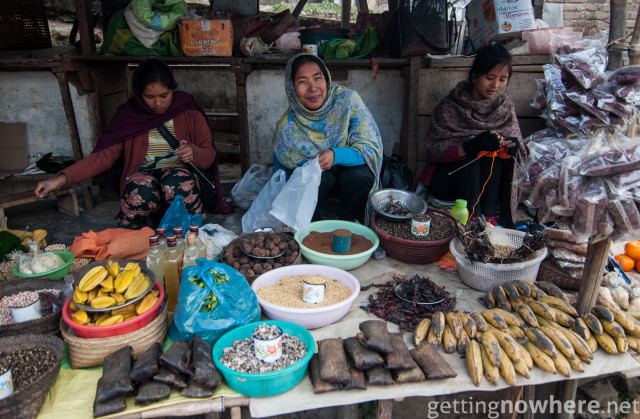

{"left": 357, "top": 0, "right": 370, "bottom": 14}
{"left": 400, "top": 57, "right": 421, "bottom": 179}
{"left": 629, "top": 5, "right": 640, "bottom": 64}
{"left": 342, "top": 0, "right": 352, "bottom": 29}
{"left": 235, "top": 63, "right": 251, "bottom": 173}
{"left": 557, "top": 237, "right": 612, "bottom": 419}
{"left": 54, "top": 72, "right": 84, "bottom": 160}
{"left": 74, "top": 0, "right": 96, "bottom": 55}
{"left": 607, "top": 0, "right": 627, "bottom": 70}
{"left": 376, "top": 400, "right": 393, "bottom": 419}
{"left": 522, "top": 386, "right": 535, "bottom": 419}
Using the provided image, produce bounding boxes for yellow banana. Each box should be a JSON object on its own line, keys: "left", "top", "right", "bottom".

{"left": 548, "top": 308, "right": 576, "bottom": 328}
{"left": 517, "top": 304, "right": 540, "bottom": 328}
{"left": 430, "top": 312, "right": 445, "bottom": 341}
{"left": 470, "top": 312, "right": 488, "bottom": 332}
{"left": 524, "top": 341, "right": 557, "bottom": 374}
{"left": 497, "top": 347, "right": 517, "bottom": 385}
{"left": 414, "top": 318, "right": 431, "bottom": 347}
{"left": 491, "top": 308, "right": 525, "bottom": 327}
{"left": 480, "top": 345, "right": 500, "bottom": 385}
{"left": 478, "top": 331, "right": 501, "bottom": 367}
{"left": 556, "top": 327, "right": 593, "bottom": 363}
{"left": 457, "top": 329, "right": 470, "bottom": 354}
{"left": 427, "top": 327, "right": 442, "bottom": 346}
{"left": 615, "top": 336, "right": 628, "bottom": 353}
{"left": 583, "top": 313, "right": 604, "bottom": 335}
{"left": 601, "top": 320, "right": 626, "bottom": 339}
{"left": 535, "top": 281, "right": 570, "bottom": 303}
{"left": 509, "top": 325, "right": 525, "bottom": 339}
{"left": 442, "top": 324, "right": 457, "bottom": 353}
{"left": 587, "top": 334, "right": 598, "bottom": 354}
{"left": 519, "top": 343, "right": 534, "bottom": 370}
{"left": 493, "top": 329, "right": 521, "bottom": 362}
{"left": 627, "top": 336, "right": 640, "bottom": 352}
{"left": 482, "top": 310, "right": 509, "bottom": 329}
{"left": 513, "top": 280, "right": 535, "bottom": 298}
{"left": 553, "top": 351, "right": 571, "bottom": 378}
{"left": 573, "top": 318, "right": 592, "bottom": 342}
{"left": 466, "top": 340, "right": 483, "bottom": 386}
{"left": 610, "top": 307, "right": 635, "bottom": 333}
{"left": 493, "top": 286, "right": 511, "bottom": 311}
{"left": 594, "top": 332, "right": 618, "bottom": 354}
{"left": 539, "top": 295, "right": 579, "bottom": 317}
{"left": 591, "top": 305, "right": 615, "bottom": 323}
{"left": 503, "top": 282, "right": 522, "bottom": 303}
{"left": 446, "top": 311, "right": 463, "bottom": 340}
{"left": 511, "top": 344, "right": 531, "bottom": 378}
{"left": 566, "top": 353, "right": 585, "bottom": 372}
{"left": 525, "top": 328, "right": 558, "bottom": 359}
{"left": 527, "top": 301, "right": 556, "bottom": 322}
{"left": 461, "top": 312, "right": 477, "bottom": 339}
{"left": 540, "top": 326, "right": 577, "bottom": 360}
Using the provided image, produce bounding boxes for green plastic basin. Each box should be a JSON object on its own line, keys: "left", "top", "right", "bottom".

{"left": 294, "top": 220, "right": 379, "bottom": 270}
{"left": 212, "top": 320, "right": 315, "bottom": 398}
{"left": 11, "top": 250, "right": 74, "bottom": 280}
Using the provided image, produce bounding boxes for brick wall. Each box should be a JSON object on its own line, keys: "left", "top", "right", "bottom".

{"left": 548, "top": 0, "right": 639, "bottom": 36}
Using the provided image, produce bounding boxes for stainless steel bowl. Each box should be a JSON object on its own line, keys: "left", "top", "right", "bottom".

{"left": 370, "top": 189, "right": 427, "bottom": 222}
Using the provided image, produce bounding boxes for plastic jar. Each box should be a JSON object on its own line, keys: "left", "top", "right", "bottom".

{"left": 450, "top": 199, "right": 469, "bottom": 225}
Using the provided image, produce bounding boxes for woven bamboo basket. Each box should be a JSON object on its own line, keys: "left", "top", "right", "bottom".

{"left": 0, "top": 278, "right": 66, "bottom": 337}
{"left": 0, "top": 334, "right": 63, "bottom": 419}
{"left": 61, "top": 302, "right": 168, "bottom": 368}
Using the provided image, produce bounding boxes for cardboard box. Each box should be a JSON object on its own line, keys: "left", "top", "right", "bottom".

{"left": 0, "top": 123, "right": 28, "bottom": 176}
{"left": 179, "top": 18, "right": 233, "bottom": 57}
{"left": 467, "top": 0, "right": 535, "bottom": 49}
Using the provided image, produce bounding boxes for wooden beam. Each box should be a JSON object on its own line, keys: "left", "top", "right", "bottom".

{"left": 607, "top": 0, "right": 627, "bottom": 70}
{"left": 629, "top": 4, "right": 640, "bottom": 64}
{"left": 401, "top": 57, "right": 420, "bottom": 179}
{"left": 234, "top": 64, "right": 251, "bottom": 173}
{"left": 358, "top": 0, "right": 370, "bottom": 14}
{"left": 557, "top": 237, "right": 612, "bottom": 419}
{"left": 342, "top": 0, "right": 352, "bottom": 29}
{"left": 55, "top": 72, "right": 84, "bottom": 160}
{"left": 74, "top": 0, "right": 96, "bottom": 55}
{"left": 376, "top": 400, "right": 393, "bottom": 419}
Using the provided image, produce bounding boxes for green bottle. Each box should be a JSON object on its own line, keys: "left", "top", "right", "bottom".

{"left": 451, "top": 199, "right": 469, "bottom": 225}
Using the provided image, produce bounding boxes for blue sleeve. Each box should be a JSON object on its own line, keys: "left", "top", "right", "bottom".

{"left": 332, "top": 147, "right": 366, "bottom": 166}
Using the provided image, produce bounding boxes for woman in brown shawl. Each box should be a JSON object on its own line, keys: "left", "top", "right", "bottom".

{"left": 419, "top": 44, "right": 524, "bottom": 226}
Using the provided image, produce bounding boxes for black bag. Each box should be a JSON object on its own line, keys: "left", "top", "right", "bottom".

{"left": 380, "top": 156, "right": 414, "bottom": 190}
{"left": 36, "top": 153, "right": 75, "bottom": 173}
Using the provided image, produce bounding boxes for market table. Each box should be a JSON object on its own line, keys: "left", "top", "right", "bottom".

{"left": 37, "top": 257, "right": 640, "bottom": 418}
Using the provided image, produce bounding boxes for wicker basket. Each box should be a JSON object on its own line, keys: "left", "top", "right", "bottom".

{"left": 536, "top": 259, "right": 582, "bottom": 291}
{"left": 450, "top": 229, "right": 548, "bottom": 292}
{"left": 61, "top": 302, "right": 168, "bottom": 368}
{"left": 371, "top": 209, "right": 455, "bottom": 264}
{"left": 0, "top": 279, "right": 66, "bottom": 337}
{"left": 0, "top": 0, "right": 51, "bottom": 50}
{"left": 0, "top": 334, "right": 63, "bottom": 419}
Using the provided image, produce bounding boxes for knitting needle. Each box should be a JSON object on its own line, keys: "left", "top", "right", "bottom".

{"left": 447, "top": 155, "right": 482, "bottom": 176}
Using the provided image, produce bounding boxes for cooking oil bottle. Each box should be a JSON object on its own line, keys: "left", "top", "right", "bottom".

{"left": 189, "top": 224, "right": 207, "bottom": 259}
{"left": 182, "top": 232, "right": 200, "bottom": 270}
{"left": 146, "top": 235, "right": 165, "bottom": 290}
{"left": 163, "top": 235, "right": 181, "bottom": 311}
{"left": 156, "top": 227, "right": 167, "bottom": 252}
{"left": 173, "top": 227, "right": 185, "bottom": 259}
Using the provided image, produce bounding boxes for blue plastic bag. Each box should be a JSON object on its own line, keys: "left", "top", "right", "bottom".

{"left": 169, "top": 259, "right": 261, "bottom": 345}
{"left": 159, "top": 195, "right": 204, "bottom": 236}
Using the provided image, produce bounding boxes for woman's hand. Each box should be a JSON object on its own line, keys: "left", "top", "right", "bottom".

{"left": 318, "top": 149, "right": 334, "bottom": 170}
{"left": 174, "top": 141, "right": 194, "bottom": 164}
{"left": 34, "top": 174, "right": 67, "bottom": 198}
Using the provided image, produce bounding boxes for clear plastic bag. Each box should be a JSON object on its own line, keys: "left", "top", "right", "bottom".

{"left": 611, "top": 65, "right": 640, "bottom": 85}
{"left": 552, "top": 35, "right": 608, "bottom": 90}
{"left": 230, "top": 165, "right": 273, "bottom": 210}
{"left": 573, "top": 178, "right": 608, "bottom": 236}
{"left": 579, "top": 132, "right": 640, "bottom": 177}
{"left": 269, "top": 157, "right": 322, "bottom": 232}
{"left": 241, "top": 170, "right": 287, "bottom": 233}
{"left": 198, "top": 224, "right": 238, "bottom": 260}
{"left": 555, "top": 156, "right": 583, "bottom": 215}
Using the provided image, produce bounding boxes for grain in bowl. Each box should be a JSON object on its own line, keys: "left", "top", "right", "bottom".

{"left": 257, "top": 275, "right": 352, "bottom": 308}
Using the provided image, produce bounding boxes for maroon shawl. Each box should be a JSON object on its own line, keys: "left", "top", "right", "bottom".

{"left": 424, "top": 81, "right": 523, "bottom": 162}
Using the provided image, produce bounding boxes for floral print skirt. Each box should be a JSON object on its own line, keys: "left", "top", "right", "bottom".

{"left": 117, "top": 167, "right": 202, "bottom": 229}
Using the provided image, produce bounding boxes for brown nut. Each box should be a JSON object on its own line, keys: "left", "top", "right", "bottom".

{"left": 263, "top": 263, "right": 273, "bottom": 271}
{"left": 270, "top": 248, "right": 281, "bottom": 257}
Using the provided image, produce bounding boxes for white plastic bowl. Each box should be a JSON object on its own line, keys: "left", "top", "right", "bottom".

{"left": 251, "top": 264, "right": 360, "bottom": 329}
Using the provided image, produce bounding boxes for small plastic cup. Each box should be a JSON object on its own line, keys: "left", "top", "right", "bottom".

{"left": 302, "top": 279, "right": 326, "bottom": 304}
{"left": 253, "top": 326, "right": 283, "bottom": 363}
{"left": 9, "top": 298, "right": 41, "bottom": 323}
{"left": 411, "top": 214, "right": 432, "bottom": 237}
{"left": 0, "top": 369, "right": 13, "bottom": 401}
{"left": 331, "top": 229, "right": 352, "bottom": 254}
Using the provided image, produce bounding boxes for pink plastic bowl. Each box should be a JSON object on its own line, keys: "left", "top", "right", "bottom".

{"left": 62, "top": 283, "right": 164, "bottom": 338}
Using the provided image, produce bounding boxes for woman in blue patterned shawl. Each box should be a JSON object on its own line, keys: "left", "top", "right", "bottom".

{"left": 273, "top": 53, "right": 383, "bottom": 222}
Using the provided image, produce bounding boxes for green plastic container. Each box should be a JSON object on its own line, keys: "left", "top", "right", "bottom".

{"left": 11, "top": 250, "right": 74, "bottom": 280}
{"left": 212, "top": 320, "right": 315, "bottom": 398}
{"left": 294, "top": 220, "right": 379, "bottom": 270}
{"left": 299, "top": 28, "right": 350, "bottom": 46}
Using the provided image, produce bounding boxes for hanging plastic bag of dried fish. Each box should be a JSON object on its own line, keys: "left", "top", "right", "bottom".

{"left": 169, "top": 259, "right": 261, "bottom": 345}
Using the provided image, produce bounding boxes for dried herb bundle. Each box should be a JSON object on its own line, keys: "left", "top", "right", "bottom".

{"left": 361, "top": 275, "right": 456, "bottom": 331}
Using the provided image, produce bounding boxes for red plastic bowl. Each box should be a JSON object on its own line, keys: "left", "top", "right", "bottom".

{"left": 62, "top": 283, "right": 164, "bottom": 338}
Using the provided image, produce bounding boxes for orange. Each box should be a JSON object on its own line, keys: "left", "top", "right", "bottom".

{"left": 625, "top": 241, "right": 640, "bottom": 261}
{"left": 615, "top": 254, "right": 635, "bottom": 272}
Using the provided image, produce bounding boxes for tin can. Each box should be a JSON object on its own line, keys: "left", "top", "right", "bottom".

{"left": 411, "top": 214, "right": 432, "bottom": 237}
{"left": 302, "top": 44, "right": 318, "bottom": 56}
{"left": 302, "top": 279, "right": 326, "bottom": 304}
{"left": 331, "top": 229, "right": 352, "bottom": 254}
{"left": 253, "top": 326, "right": 283, "bottom": 363}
